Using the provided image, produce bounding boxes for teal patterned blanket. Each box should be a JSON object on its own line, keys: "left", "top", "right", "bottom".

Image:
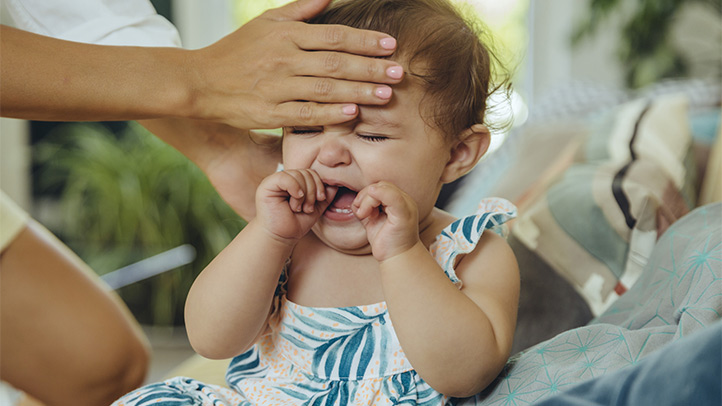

{"left": 466, "top": 203, "right": 721, "bottom": 405}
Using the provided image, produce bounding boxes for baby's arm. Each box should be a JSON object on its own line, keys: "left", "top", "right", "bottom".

{"left": 354, "top": 183, "right": 519, "bottom": 397}
{"left": 381, "top": 233, "right": 519, "bottom": 397}
{"left": 185, "top": 169, "right": 337, "bottom": 359}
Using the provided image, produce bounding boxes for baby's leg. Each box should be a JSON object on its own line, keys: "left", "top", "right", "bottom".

{"left": 112, "top": 377, "right": 246, "bottom": 406}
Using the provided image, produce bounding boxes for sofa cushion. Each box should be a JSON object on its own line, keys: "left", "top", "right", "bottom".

{"left": 698, "top": 106, "right": 722, "bottom": 205}
{"left": 510, "top": 234, "right": 593, "bottom": 354}
{"left": 512, "top": 95, "right": 697, "bottom": 316}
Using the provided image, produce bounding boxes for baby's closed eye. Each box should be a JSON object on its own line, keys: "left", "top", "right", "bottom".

{"left": 357, "top": 134, "right": 388, "bottom": 142}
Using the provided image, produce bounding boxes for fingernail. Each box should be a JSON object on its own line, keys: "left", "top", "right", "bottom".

{"left": 379, "top": 37, "right": 396, "bottom": 50}
{"left": 342, "top": 104, "right": 358, "bottom": 115}
{"left": 375, "top": 86, "right": 392, "bottom": 100}
{"left": 386, "top": 66, "right": 404, "bottom": 80}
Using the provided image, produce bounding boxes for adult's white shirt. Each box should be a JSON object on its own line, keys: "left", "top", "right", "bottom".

{"left": 1, "top": 0, "right": 181, "bottom": 46}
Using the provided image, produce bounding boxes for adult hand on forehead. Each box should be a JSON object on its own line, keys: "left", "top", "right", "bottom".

{"left": 192, "top": 0, "right": 404, "bottom": 130}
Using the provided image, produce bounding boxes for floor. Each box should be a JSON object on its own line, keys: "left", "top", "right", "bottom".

{"left": 143, "top": 325, "right": 196, "bottom": 384}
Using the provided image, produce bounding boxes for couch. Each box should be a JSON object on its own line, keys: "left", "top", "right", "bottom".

{"left": 167, "top": 78, "right": 722, "bottom": 403}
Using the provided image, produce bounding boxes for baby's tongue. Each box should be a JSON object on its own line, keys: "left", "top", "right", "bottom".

{"left": 330, "top": 187, "right": 357, "bottom": 210}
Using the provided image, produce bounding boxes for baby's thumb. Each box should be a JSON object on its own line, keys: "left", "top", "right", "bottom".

{"left": 267, "top": 0, "right": 332, "bottom": 22}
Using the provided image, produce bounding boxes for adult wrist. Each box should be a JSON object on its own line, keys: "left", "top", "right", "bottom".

{"left": 152, "top": 47, "right": 200, "bottom": 120}
{"left": 172, "top": 46, "right": 231, "bottom": 124}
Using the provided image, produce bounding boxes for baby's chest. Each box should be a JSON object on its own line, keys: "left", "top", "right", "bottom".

{"left": 286, "top": 249, "right": 383, "bottom": 308}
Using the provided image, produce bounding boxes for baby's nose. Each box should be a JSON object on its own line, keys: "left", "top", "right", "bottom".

{"left": 317, "top": 137, "right": 352, "bottom": 167}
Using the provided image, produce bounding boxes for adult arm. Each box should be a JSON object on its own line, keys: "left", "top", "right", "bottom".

{"left": 0, "top": 0, "right": 403, "bottom": 129}
{"left": 0, "top": 219, "right": 150, "bottom": 406}
{"left": 138, "top": 119, "right": 282, "bottom": 220}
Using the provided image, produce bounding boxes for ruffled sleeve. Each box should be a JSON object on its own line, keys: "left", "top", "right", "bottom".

{"left": 430, "top": 198, "right": 517, "bottom": 288}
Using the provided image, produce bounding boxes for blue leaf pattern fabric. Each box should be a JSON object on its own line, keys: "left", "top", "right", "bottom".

{"left": 112, "top": 198, "right": 516, "bottom": 405}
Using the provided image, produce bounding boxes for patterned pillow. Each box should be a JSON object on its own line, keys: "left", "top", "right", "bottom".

{"left": 512, "top": 95, "right": 697, "bottom": 315}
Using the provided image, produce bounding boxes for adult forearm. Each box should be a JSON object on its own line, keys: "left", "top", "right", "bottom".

{"left": 0, "top": 26, "right": 192, "bottom": 122}
{"left": 139, "top": 119, "right": 281, "bottom": 219}
{"left": 379, "top": 243, "right": 510, "bottom": 397}
{"left": 2, "top": 0, "right": 405, "bottom": 129}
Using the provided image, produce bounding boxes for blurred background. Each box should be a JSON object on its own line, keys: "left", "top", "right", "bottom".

{"left": 1, "top": 0, "right": 720, "bottom": 382}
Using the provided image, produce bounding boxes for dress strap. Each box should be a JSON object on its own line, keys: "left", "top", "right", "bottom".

{"left": 430, "top": 198, "right": 517, "bottom": 288}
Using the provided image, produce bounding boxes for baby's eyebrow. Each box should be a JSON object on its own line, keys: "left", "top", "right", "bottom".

{"left": 358, "top": 114, "right": 402, "bottom": 129}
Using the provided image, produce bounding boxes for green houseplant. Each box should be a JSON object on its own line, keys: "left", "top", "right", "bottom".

{"left": 34, "top": 122, "right": 245, "bottom": 326}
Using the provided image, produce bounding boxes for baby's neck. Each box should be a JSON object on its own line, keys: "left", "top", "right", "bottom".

{"left": 285, "top": 208, "right": 457, "bottom": 308}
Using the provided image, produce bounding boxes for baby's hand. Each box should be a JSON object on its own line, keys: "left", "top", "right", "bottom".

{"left": 256, "top": 169, "right": 337, "bottom": 243}
{"left": 352, "top": 182, "right": 420, "bottom": 262}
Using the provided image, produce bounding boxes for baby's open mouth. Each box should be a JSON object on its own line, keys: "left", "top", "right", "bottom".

{"left": 327, "top": 186, "right": 357, "bottom": 215}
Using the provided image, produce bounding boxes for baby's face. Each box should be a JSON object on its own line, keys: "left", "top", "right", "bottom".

{"left": 282, "top": 78, "right": 453, "bottom": 254}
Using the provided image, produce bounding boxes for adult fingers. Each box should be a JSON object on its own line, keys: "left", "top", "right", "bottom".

{"left": 292, "top": 51, "right": 404, "bottom": 85}
{"left": 267, "top": 0, "right": 397, "bottom": 56}
{"left": 273, "top": 76, "right": 394, "bottom": 105}
{"left": 291, "top": 23, "right": 397, "bottom": 57}
{"left": 265, "top": 101, "right": 358, "bottom": 128}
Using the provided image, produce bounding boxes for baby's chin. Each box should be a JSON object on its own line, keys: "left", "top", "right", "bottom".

{"left": 310, "top": 225, "right": 373, "bottom": 256}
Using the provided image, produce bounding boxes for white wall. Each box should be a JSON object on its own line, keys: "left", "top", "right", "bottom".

{"left": 527, "top": 0, "right": 627, "bottom": 107}
{"left": 172, "top": 0, "right": 234, "bottom": 49}
{"left": 527, "top": 0, "right": 721, "bottom": 108}
{"left": 0, "top": 119, "right": 31, "bottom": 210}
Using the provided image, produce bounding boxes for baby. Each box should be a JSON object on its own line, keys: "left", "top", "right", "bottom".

{"left": 114, "top": 0, "right": 519, "bottom": 404}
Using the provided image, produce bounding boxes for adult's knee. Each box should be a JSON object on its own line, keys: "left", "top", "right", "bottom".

{"left": 82, "top": 331, "right": 151, "bottom": 405}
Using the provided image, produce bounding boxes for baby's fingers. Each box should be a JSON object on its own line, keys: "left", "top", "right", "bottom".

{"left": 281, "top": 170, "right": 316, "bottom": 213}
{"left": 352, "top": 189, "right": 383, "bottom": 220}
{"left": 298, "top": 170, "right": 325, "bottom": 213}
{"left": 360, "top": 182, "right": 415, "bottom": 221}
{"left": 272, "top": 171, "right": 308, "bottom": 213}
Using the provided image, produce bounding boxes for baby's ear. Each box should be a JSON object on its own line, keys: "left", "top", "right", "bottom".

{"left": 440, "top": 124, "right": 490, "bottom": 183}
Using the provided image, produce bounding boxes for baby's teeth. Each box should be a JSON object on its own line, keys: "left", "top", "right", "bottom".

{"left": 330, "top": 208, "right": 352, "bottom": 214}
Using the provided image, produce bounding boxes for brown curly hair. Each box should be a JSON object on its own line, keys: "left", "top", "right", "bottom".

{"left": 308, "top": 0, "right": 512, "bottom": 139}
